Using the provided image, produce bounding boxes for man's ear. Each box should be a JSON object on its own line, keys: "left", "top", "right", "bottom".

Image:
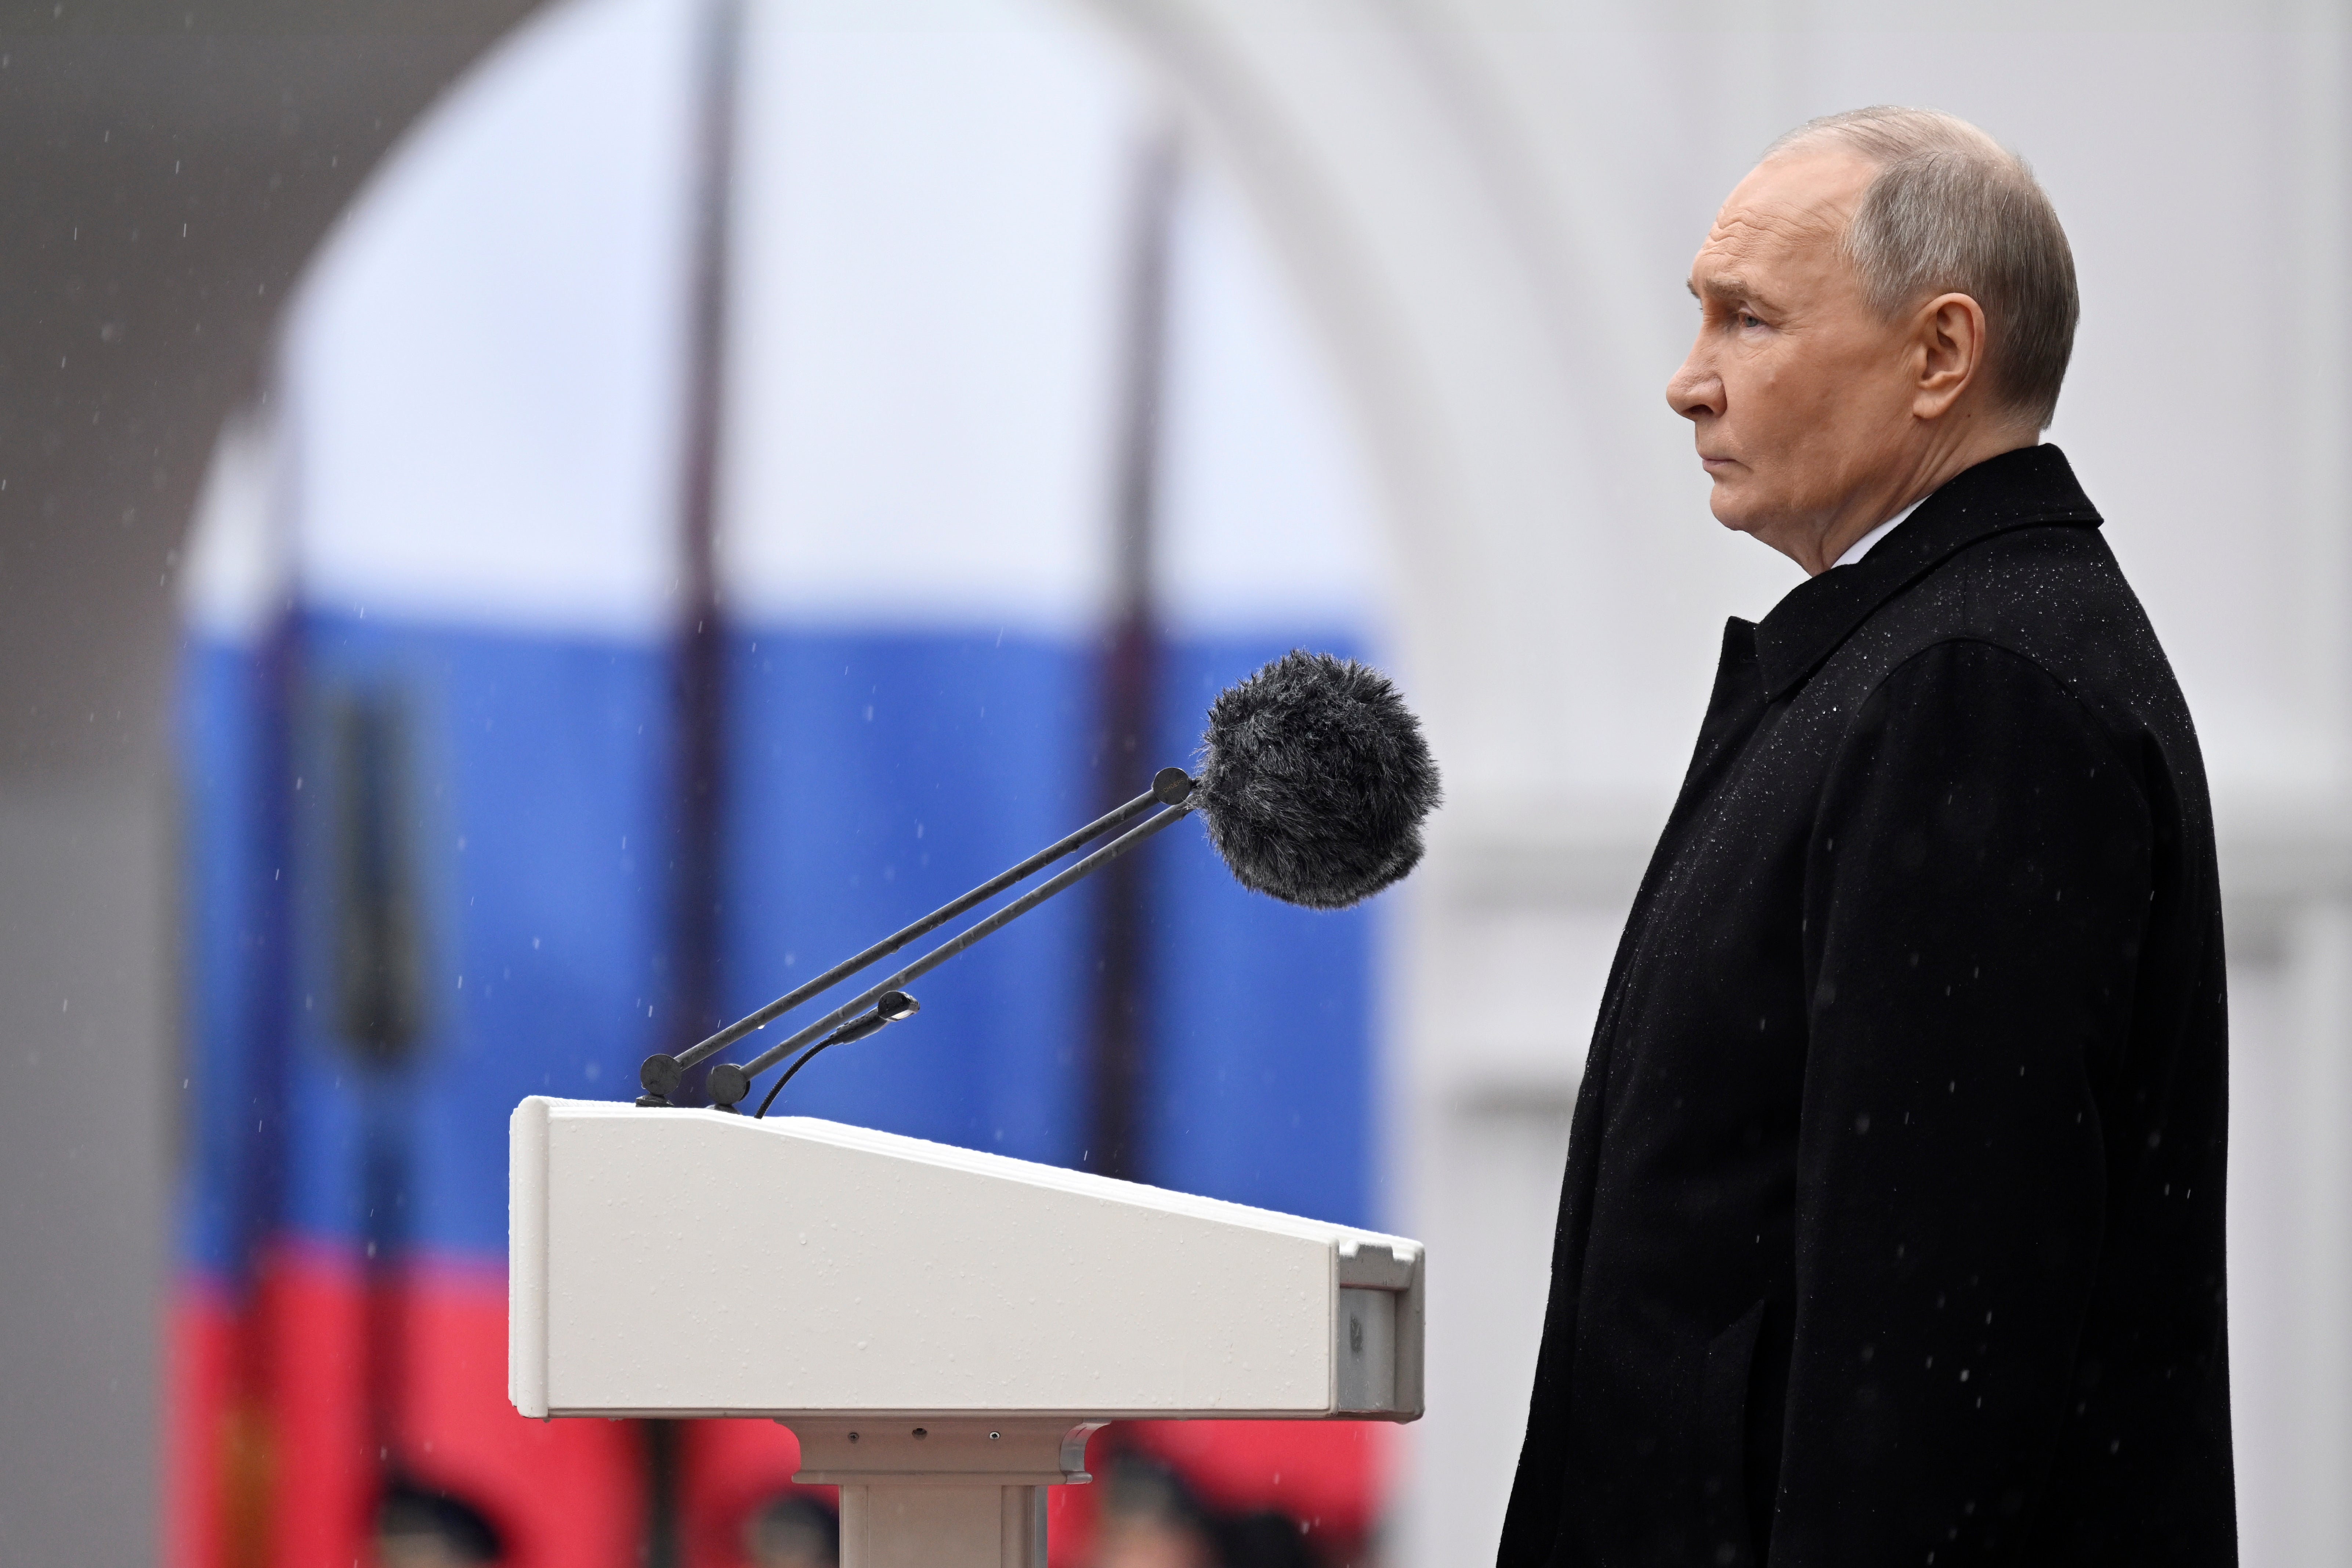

{"left": 1912, "top": 291, "right": 1988, "bottom": 419}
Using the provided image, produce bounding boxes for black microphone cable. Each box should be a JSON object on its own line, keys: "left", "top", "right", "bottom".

{"left": 752, "top": 991, "right": 919, "bottom": 1119}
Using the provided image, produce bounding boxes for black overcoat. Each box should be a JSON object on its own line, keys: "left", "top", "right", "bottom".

{"left": 1496, "top": 446, "right": 2233, "bottom": 1566}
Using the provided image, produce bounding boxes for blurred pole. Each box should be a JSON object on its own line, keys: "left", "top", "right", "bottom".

{"left": 332, "top": 695, "right": 426, "bottom": 1527}
{"left": 1088, "top": 123, "right": 1181, "bottom": 1184}
{"left": 2280, "top": 15, "right": 2352, "bottom": 1566}
{"left": 654, "top": 0, "right": 745, "bottom": 1560}
{"left": 670, "top": 0, "right": 743, "bottom": 1093}
{"left": 2285, "top": 0, "right": 2352, "bottom": 794}
{"left": 245, "top": 577, "right": 303, "bottom": 1567}
{"left": 2282, "top": 901, "right": 2352, "bottom": 1566}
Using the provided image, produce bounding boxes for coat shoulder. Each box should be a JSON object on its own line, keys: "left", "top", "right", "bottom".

{"left": 1838, "top": 524, "right": 2194, "bottom": 760}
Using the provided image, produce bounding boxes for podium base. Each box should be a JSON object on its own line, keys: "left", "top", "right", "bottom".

{"left": 786, "top": 1418, "right": 1106, "bottom": 1568}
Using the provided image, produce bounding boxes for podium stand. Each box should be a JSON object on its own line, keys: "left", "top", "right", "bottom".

{"left": 509, "top": 1098, "right": 1424, "bottom": 1567}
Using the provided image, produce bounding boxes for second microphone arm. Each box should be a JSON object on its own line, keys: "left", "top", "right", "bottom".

{"left": 638, "top": 765, "right": 1197, "bottom": 1111}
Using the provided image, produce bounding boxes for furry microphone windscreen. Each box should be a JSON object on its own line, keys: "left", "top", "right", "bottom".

{"left": 1194, "top": 650, "right": 1442, "bottom": 910}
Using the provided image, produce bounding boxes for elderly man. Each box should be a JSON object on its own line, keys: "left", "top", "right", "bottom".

{"left": 1498, "top": 107, "right": 2233, "bottom": 1565}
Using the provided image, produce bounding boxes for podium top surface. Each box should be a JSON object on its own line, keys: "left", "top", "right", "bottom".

{"left": 511, "top": 1097, "right": 1423, "bottom": 1423}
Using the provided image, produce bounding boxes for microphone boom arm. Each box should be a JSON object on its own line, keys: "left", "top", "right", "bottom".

{"left": 638, "top": 766, "right": 1195, "bottom": 1108}
{"left": 704, "top": 785, "right": 1195, "bottom": 1110}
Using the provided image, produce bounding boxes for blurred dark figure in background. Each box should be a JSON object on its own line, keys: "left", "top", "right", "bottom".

{"left": 376, "top": 1483, "right": 503, "bottom": 1567}
{"left": 1094, "top": 1457, "right": 1223, "bottom": 1568}
{"left": 743, "top": 1492, "right": 841, "bottom": 1568}
{"left": 1092, "top": 1453, "right": 1318, "bottom": 1568}
{"left": 1500, "top": 106, "right": 2234, "bottom": 1565}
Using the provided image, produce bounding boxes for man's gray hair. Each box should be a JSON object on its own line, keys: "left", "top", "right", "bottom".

{"left": 1768, "top": 106, "right": 2077, "bottom": 430}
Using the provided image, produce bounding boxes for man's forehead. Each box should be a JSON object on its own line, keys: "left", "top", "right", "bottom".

{"left": 1691, "top": 151, "right": 1873, "bottom": 280}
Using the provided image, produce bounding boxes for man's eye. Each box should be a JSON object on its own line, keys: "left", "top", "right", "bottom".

{"left": 1737, "top": 311, "right": 1766, "bottom": 330}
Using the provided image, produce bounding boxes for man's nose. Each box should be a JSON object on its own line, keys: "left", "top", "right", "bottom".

{"left": 1666, "top": 350, "right": 1722, "bottom": 423}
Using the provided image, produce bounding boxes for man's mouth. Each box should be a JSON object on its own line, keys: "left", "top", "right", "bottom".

{"left": 1699, "top": 455, "right": 1736, "bottom": 474}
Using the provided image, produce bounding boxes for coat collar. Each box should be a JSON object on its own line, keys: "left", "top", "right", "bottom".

{"left": 1752, "top": 443, "right": 2102, "bottom": 699}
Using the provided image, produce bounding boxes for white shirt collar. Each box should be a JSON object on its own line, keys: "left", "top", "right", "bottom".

{"left": 1831, "top": 497, "right": 1924, "bottom": 569}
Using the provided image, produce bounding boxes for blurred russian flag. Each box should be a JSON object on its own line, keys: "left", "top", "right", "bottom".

{"left": 170, "top": 0, "right": 1395, "bottom": 1564}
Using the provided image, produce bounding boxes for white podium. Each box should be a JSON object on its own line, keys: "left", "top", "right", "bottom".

{"left": 509, "top": 1098, "right": 1424, "bottom": 1567}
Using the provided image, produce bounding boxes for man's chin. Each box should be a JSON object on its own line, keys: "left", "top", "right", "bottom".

{"left": 1705, "top": 485, "right": 1770, "bottom": 536}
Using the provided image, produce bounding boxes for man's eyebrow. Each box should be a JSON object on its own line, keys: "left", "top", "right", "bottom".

{"left": 1690, "top": 274, "right": 1776, "bottom": 311}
